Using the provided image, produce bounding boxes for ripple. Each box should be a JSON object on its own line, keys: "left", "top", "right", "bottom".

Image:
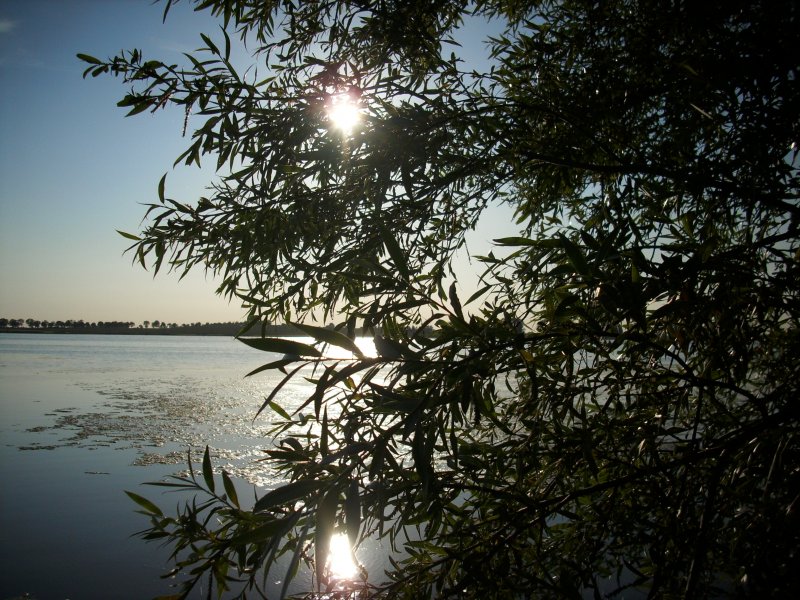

{"left": 18, "top": 373, "right": 300, "bottom": 487}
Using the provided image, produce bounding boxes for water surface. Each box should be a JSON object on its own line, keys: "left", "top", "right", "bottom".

{"left": 0, "top": 333, "right": 326, "bottom": 599}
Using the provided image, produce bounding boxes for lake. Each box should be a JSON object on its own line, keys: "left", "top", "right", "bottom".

{"left": 0, "top": 333, "right": 379, "bottom": 600}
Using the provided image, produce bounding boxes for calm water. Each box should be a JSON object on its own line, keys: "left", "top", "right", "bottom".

{"left": 0, "top": 333, "right": 377, "bottom": 600}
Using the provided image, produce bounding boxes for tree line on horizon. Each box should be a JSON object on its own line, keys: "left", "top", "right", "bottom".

{"left": 0, "top": 318, "right": 313, "bottom": 336}
{"left": 1, "top": 317, "right": 235, "bottom": 330}
{"left": 1, "top": 317, "right": 140, "bottom": 329}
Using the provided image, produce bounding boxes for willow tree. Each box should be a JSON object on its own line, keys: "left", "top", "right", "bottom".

{"left": 83, "top": 0, "right": 799, "bottom": 598}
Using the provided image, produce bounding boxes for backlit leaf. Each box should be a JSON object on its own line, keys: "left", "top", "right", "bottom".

{"left": 239, "top": 337, "right": 322, "bottom": 357}
{"left": 290, "top": 321, "right": 364, "bottom": 357}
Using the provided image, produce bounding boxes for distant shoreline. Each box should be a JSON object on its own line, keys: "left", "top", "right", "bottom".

{"left": 0, "top": 323, "right": 300, "bottom": 337}
{"left": 1, "top": 328, "right": 230, "bottom": 336}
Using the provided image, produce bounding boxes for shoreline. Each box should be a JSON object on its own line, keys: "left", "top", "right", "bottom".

{"left": 0, "top": 324, "right": 298, "bottom": 337}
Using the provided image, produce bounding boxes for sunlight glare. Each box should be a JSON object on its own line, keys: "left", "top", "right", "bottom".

{"left": 328, "top": 532, "right": 359, "bottom": 580}
{"left": 327, "top": 92, "right": 361, "bottom": 134}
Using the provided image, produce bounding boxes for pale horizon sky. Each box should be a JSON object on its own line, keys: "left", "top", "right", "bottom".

{"left": 0, "top": 0, "right": 515, "bottom": 325}
{"left": 0, "top": 0, "right": 246, "bottom": 324}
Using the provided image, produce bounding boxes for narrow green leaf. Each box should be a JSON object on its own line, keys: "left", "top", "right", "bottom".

{"left": 320, "top": 408, "right": 329, "bottom": 456}
{"left": 125, "top": 101, "right": 152, "bottom": 117}
{"left": 76, "top": 53, "right": 102, "bottom": 64}
{"left": 143, "top": 480, "right": 196, "bottom": 489}
{"left": 290, "top": 321, "right": 364, "bottom": 357}
{"left": 493, "top": 236, "right": 537, "bottom": 246}
{"left": 221, "top": 26, "right": 231, "bottom": 60}
{"left": 202, "top": 445, "right": 215, "bottom": 493}
{"left": 559, "top": 235, "right": 592, "bottom": 277}
{"left": 244, "top": 358, "right": 299, "bottom": 377}
{"left": 125, "top": 491, "right": 163, "bottom": 516}
{"left": 253, "top": 363, "right": 305, "bottom": 421}
{"left": 239, "top": 337, "right": 322, "bottom": 357}
{"left": 254, "top": 479, "right": 321, "bottom": 513}
{"left": 448, "top": 282, "right": 463, "bottom": 320}
{"left": 116, "top": 230, "right": 141, "bottom": 241}
{"left": 230, "top": 516, "right": 292, "bottom": 545}
{"left": 222, "top": 470, "right": 239, "bottom": 508}
{"left": 380, "top": 227, "right": 410, "bottom": 280}
{"left": 465, "top": 284, "right": 492, "bottom": 306}
{"left": 200, "top": 33, "right": 220, "bottom": 55}
{"left": 157, "top": 173, "right": 166, "bottom": 203}
{"left": 315, "top": 489, "right": 338, "bottom": 589}
{"left": 268, "top": 400, "right": 292, "bottom": 420}
{"left": 345, "top": 480, "right": 360, "bottom": 547}
{"left": 280, "top": 523, "right": 309, "bottom": 600}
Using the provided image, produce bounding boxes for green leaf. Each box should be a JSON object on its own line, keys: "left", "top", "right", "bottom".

{"left": 345, "top": 480, "right": 361, "bottom": 547}
{"left": 222, "top": 470, "right": 239, "bottom": 508}
{"left": 559, "top": 235, "right": 592, "bottom": 278}
{"left": 253, "top": 479, "right": 321, "bottom": 513}
{"left": 239, "top": 337, "right": 322, "bottom": 357}
{"left": 125, "top": 491, "right": 163, "bottom": 516}
{"left": 448, "top": 282, "right": 463, "bottom": 320}
{"left": 76, "top": 53, "right": 102, "bottom": 64}
{"left": 268, "top": 400, "right": 292, "bottom": 420}
{"left": 380, "top": 227, "right": 410, "bottom": 280}
{"left": 230, "top": 516, "right": 294, "bottom": 545}
{"left": 320, "top": 408, "right": 329, "bottom": 456}
{"left": 116, "top": 230, "right": 141, "bottom": 241}
{"left": 200, "top": 33, "right": 220, "bottom": 55}
{"left": 202, "top": 445, "right": 215, "bottom": 493}
{"left": 315, "top": 488, "right": 338, "bottom": 589}
{"left": 157, "top": 173, "right": 167, "bottom": 203}
{"left": 290, "top": 321, "right": 364, "bottom": 357}
{"left": 465, "top": 284, "right": 492, "bottom": 306}
{"left": 253, "top": 362, "right": 306, "bottom": 420}
{"left": 125, "top": 101, "right": 153, "bottom": 117}
{"left": 280, "top": 523, "right": 309, "bottom": 600}
{"left": 493, "top": 236, "right": 537, "bottom": 246}
{"left": 245, "top": 358, "right": 300, "bottom": 377}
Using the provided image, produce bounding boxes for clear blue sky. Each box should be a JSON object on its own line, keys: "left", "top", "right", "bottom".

{"left": 0, "top": 0, "right": 515, "bottom": 325}
{"left": 0, "top": 0, "right": 248, "bottom": 324}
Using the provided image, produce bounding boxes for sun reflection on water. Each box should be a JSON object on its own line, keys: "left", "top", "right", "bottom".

{"left": 328, "top": 532, "right": 359, "bottom": 581}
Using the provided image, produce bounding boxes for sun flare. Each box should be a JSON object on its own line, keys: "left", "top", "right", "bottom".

{"left": 327, "top": 92, "right": 361, "bottom": 134}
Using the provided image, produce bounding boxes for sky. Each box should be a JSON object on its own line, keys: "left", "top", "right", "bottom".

{"left": 0, "top": 0, "right": 515, "bottom": 325}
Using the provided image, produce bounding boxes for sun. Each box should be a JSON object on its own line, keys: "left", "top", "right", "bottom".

{"left": 327, "top": 532, "right": 359, "bottom": 580}
{"left": 326, "top": 92, "right": 361, "bottom": 134}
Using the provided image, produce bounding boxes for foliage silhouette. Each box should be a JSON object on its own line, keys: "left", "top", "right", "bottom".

{"left": 82, "top": 0, "right": 799, "bottom": 598}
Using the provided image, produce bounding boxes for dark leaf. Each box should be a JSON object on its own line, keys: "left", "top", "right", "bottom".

{"left": 253, "top": 480, "right": 321, "bottom": 513}
{"left": 125, "top": 491, "right": 163, "bottom": 516}
{"left": 202, "top": 445, "right": 215, "bottom": 493}
{"left": 239, "top": 337, "right": 322, "bottom": 357}
{"left": 290, "top": 321, "right": 364, "bottom": 357}
{"left": 345, "top": 480, "right": 360, "bottom": 547}
{"left": 222, "top": 470, "right": 239, "bottom": 508}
